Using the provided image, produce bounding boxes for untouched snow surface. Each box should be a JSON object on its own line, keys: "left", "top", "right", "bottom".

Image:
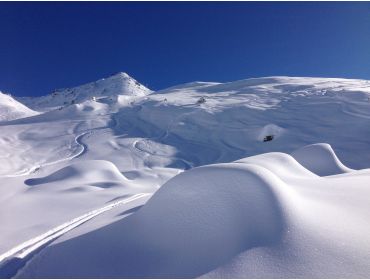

{"left": 0, "top": 92, "right": 38, "bottom": 122}
{"left": 291, "top": 143, "right": 354, "bottom": 176}
{"left": 1, "top": 74, "right": 370, "bottom": 278}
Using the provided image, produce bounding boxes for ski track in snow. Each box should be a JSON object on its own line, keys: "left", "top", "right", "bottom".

{"left": 1, "top": 131, "right": 89, "bottom": 178}
{"left": 0, "top": 193, "right": 150, "bottom": 278}
{"left": 73, "top": 131, "right": 90, "bottom": 158}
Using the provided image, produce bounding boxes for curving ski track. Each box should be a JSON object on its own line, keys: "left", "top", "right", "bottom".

{"left": 1, "top": 131, "right": 89, "bottom": 178}
{"left": 0, "top": 193, "right": 150, "bottom": 278}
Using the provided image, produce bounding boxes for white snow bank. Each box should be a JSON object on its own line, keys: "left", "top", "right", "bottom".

{"left": 17, "top": 161, "right": 286, "bottom": 278}
{"left": 291, "top": 143, "right": 354, "bottom": 176}
{"left": 0, "top": 159, "right": 155, "bottom": 257}
{"left": 235, "top": 152, "right": 317, "bottom": 180}
{"left": 17, "top": 150, "right": 370, "bottom": 278}
{"left": 24, "top": 160, "right": 127, "bottom": 189}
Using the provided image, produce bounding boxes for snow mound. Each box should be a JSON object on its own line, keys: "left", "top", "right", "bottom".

{"left": 0, "top": 92, "right": 38, "bottom": 122}
{"left": 291, "top": 143, "right": 354, "bottom": 176}
{"left": 17, "top": 162, "right": 285, "bottom": 278}
{"left": 235, "top": 152, "right": 317, "bottom": 180}
{"left": 9, "top": 151, "right": 370, "bottom": 278}
{"left": 25, "top": 160, "right": 127, "bottom": 189}
{"left": 18, "top": 72, "right": 151, "bottom": 112}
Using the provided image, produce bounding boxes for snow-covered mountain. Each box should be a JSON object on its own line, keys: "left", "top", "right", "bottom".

{"left": 1, "top": 74, "right": 370, "bottom": 278}
{"left": 0, "top": 91, "right": 38, "bottom": 121}
{"left": 17, "top": 72, "right": 151, "bottom": 112}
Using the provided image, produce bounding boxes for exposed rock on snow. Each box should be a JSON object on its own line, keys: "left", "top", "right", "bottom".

{"left": 17, "top": 72, "right": 151, "bottom": 112}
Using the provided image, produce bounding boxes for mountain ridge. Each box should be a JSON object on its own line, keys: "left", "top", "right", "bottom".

{"left": 15, "top": 72, "right": 151, "bottom": 112}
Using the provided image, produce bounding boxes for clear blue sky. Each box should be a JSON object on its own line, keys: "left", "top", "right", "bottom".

{"left": 1, "top": 2, "right": 370, "bottom": 97}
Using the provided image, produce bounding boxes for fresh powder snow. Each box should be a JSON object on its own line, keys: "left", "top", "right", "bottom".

{"left": 1, "top": 73, "right": 370, "bottom": 278}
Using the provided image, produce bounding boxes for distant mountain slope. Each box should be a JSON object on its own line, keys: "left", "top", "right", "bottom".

{"left": 133, "top": 76, "right": 370, "bottom": 169}
{"left": 2, "top": 75, "right": 370, "bottom": 178}
{"left": 0, "top": 92, "right": 38, "bottom": 122}
{"left": 17, "top": 72, "right": 151, "bottom": 112}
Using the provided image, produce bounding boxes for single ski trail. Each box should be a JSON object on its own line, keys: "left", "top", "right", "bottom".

{"left": 0, "top": 193, "right": 150, "bottom": 278}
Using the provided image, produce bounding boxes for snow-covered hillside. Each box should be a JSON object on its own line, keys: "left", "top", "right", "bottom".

{"left": 17, "top": 72, "right": 151, "bottom": 112}
{"left": 1, "top": 74, "right": 370, "bottom": 278}
{"left": 0, "top": 92, "right": 38, "bottom": 122}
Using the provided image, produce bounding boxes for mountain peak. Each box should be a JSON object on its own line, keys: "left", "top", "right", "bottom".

{"left": 102, "top": 71, "right": 140, "bottom": 84}
{"left": 109, "top": 72, "right": 130, "bottom": 79}
{"left": 18, "top": 72, "right": 151, "bottom": 112}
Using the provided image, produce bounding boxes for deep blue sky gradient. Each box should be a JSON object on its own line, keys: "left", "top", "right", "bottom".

{"left": 1, "top": 2, "right": 370, "bottom": 96}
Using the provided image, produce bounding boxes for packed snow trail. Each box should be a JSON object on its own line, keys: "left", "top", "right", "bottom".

{"left": 1, "top": 131, "right": 90, "bottom": 178}
{"left": 0, "top": 193, "right": 150, "bottom": 278}
{"left": 73, "top": 131, "right": 90, "bottom": 158}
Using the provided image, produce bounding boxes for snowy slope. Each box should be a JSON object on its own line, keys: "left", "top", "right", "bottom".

{"left": 15, "top": 151, "right": 370, "bottom": 278}
{"left": 1, "top": 75, "right": 370, "bottom": 278}
{"left": 17, "top": 72, "right": 151, "bottom": 112}
{"left": 129, "top": 76, "right": 370, "bottom": 169}
{"left": 0, "top": 92, "right": 38, "bottom": 122}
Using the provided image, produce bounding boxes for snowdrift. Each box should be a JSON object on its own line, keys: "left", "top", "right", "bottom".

{"left": 25, "top": 160, "right": 128, "bottom": 189}
{"left": 291, "top": 143, "right": 354, "bottom": 176}
{"left": 16, "top": 158, "right": 287, "bottom": 278}
{"left": 16, "top": 151, "right": 370, "bottom": 278}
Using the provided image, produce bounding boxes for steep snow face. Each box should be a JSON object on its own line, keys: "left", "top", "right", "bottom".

{"left": 0, "top": 92, "right": 38, "bottom": 122}
{"left": 17, "top": 72, "right": 151, "bottom": 112}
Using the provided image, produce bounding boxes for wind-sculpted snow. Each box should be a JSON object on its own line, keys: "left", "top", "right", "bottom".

{"left": 16, "top": 152, "right": 370, "bottom": 278}
{"left": 24, "top": 160, "right": 127, "bottom": 187}
{"left": 0, "top": 159, "right": 156, "bottom": 256}
{"left": 291, "top": 143, "right": 354, "bottom": 176}
{"left": 16, "top": 160, "right": 286, "bottom": 278}
{"left": 235, "top": 152, "right": 318, "bottom": 180}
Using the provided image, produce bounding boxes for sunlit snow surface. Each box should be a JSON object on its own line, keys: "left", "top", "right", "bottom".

{"left": 1, "top": 74, "right": 370, "bottom": 278}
